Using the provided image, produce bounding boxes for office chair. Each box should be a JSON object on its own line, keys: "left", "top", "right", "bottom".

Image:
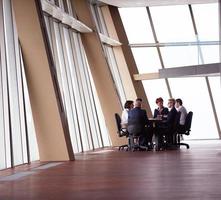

{"left": 176, "top": 111, "right": 193, "bottom": 149}
{"left": 114, "top": 113, "right": 129, "bottom": 150}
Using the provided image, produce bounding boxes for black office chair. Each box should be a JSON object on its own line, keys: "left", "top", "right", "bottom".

{"left": 176, "top": 111, "right": 193, "bottom": 149}
{"left": 114, "top": 113, "right": 129, "bottom": 150}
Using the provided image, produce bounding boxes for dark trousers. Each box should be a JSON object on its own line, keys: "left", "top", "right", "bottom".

{"left": 129, "top": 126, "right": 153, "bottom": 147}
{"left": 154, "top": 126, "right": 173, "bottom": 149}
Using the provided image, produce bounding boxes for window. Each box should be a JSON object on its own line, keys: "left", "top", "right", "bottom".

{"left": 150, "top": 5, "right": 195, "bottom": 42}
{"left": 169, "top": 77, "right": 219, "bottom": 139}
{"left": 119, "top": 7, "right": 154, "bottom": 43}
{"left": 91, "top": 5, "right": 127, "bottom": 106}
{"left": 119, "top": 3, "right": 221, "bottom": 139}
{"left": 192, "top": 3, "right": 219, "bottom": 41}
{"left": 43, "top": 11, "right": 111, "bottom": 152}
{"left": 0, "top": 0, "right": 39, "bottom": 169}
{"left": 132, "top": 47, "right": 161, "bottom": 73}
{"left": 142, "top": 79, "right": 170, "bottom": 114}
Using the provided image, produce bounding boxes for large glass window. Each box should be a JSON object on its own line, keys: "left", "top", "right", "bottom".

{"left": 169, "top": 77, "right": 219, "bottom": 139}
{"left": 91, "top": 5, "right": 127, "bottom": 106}
{"left": 119, "top": 3, "right": 220, "bottom": 139}
{"left": 200, "top": 45, "right": 220, "bottom": 64}
{"left": 43, "top": 11, "right": 111, "bottom": 152}
{"left": 192, "top": 3, "right": 219, "bottom": 41}
{"left": 161, "top": 46, "right": 200, "bottom": 68}
{"left": 132, "top": 47, "right": 161, "bottom": 73}
{"left": 209, "top": 77, "right": 221, "bottom": 128}
{"left": 150, "top": 5, "right": 195, "bottom": 42}
{"left": 0, "top": 0, "right": 39, "bottom": 169}
{"left": 142, "top": 79, "right": 170, "bottom": 114}
{"left": 119, "top": 7, "right": 155, "bottom": 43}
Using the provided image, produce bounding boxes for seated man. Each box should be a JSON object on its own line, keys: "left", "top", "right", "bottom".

{"left": 175, "top": 98, "right": 187, "bottom": 132}
{"left": 127, "top": 99, "right": 152, "bottom": 148}
{"left": 155, "top": 98, "right": 177, "bottom": 149}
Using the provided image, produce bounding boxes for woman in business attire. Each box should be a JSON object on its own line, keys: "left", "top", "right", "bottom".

{"left": 121, "top": 100, "right": 134, "bottom": 129}
{"left": 153, "top": 97, "right": 169, "bottom": 119}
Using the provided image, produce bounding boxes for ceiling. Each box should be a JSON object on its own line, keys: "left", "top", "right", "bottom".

{"left": 97, "top": 0, "right": 218, "bottom": 7}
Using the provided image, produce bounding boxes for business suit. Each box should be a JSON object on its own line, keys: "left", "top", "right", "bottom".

{"left": 127, "top": 107, "right": 152, "bottom": 146}
{"left": 153, "top": 107, "right": 169, "bottom": 118}
{"left": 166, "top": 107, "right": 177, "bottom": 129}
{"left": 155, "top": 107, "right": 177, "bottom": 149}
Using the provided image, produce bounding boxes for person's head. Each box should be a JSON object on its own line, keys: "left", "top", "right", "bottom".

{"left": 168, "top": 98, "right": 175, "bottom": 109}
{"left": 175, "top": 98, "right": 183, "bottom": 108}
{"left": 155, "top": 97, "right": 164, "bottom": 109}
{"left": 134, "top": 100, "right": 142, "bottom": 108}
{"left": 124, "top": 100, "right": 134, "bottom": 110}
{"left": 136, "top": 98, "right": 142, "bottom": 102}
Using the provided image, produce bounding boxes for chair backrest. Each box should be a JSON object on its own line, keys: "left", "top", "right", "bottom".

{"left": 114, "top": 113, "right": 122, "bottom": 132}
{"left": 184, "top": 111, "right": 193, "bottom": 132}
{"left": 114, "top": 113, "right": 128, "bottom": 137}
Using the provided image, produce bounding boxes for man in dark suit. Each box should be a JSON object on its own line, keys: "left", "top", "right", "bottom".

{"left": 155, "top": 98, "right": 177, "bottom": 150}
{"left": 127, "top": 99, "right": 152, "bottom": 147}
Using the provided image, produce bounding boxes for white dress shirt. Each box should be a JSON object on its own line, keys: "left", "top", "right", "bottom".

{"left": 177, "top": 105, "right": 187, "bottom": 125}
{"left": 121, "top": 108, "right": 129, "bottom": 128}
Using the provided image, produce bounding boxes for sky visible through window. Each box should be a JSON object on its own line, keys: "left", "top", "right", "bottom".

{"left": 119, "top": 3, "right": 220, "bottom": 139}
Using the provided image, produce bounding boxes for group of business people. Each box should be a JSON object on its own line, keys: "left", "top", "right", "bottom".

{"left": 121, "top": 97, "right": 188, "bottom": 150}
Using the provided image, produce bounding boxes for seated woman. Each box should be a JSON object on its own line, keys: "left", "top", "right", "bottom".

{"left": 121, "top": 100, "right": 134, "bottom": 129}
{"left": 153, "top": 97, "right": 169, "bottom": 119}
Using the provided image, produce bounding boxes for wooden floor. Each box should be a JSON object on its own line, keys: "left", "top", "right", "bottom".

{"left": 1, "top": 140, "right": 221, "bottom": 200}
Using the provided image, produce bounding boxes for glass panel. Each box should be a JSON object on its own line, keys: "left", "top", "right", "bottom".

{"left": 87, "top": 58, "right": 111, "bottom": 147}
{"left": 119, "top": 7, "right": 155, "bottom": 43}
{"left": 209, "top": 77, "right": 221, "bottom": 128}
{"left": 169, "top": 77, "right": 219, "bottom": 139}
{"left": 200, "top": 45, "right": 220, "bottom": 64}
{"left": 142, "top": 79, "right": 170, "bottom": 114}
{"left": 192, "top": 3, "right": 219, "bottom": 41}
{"left": 104, "top": 46, "right": 126, "bottom": 106}
{"left": 44, "top": 15, "right": 110, "bottom": 152}
{"left": 0, "top": 61, "right": 6, "bottom": 170}
{"left": 160, "top": 46, "right": 200, "bottom": 68}
{"left": 20, "top": 52, "right": 39, "bottom": 162}
{"left": 150, "top": 5, "right": 195, "bottom": 42}
{"left": 132, "top": 47, "right": 161, "bottom": 73}
{"left": 0, "top": 0, "right": 39, "bottom": 169}
{"left": 3, "top": 0, "right": 24, "bottom": 165}
{"left": 53, "top": 22, "right": 82, "bottom": 153}
{"left": 71, "top": 32, "right": 93, "bottom": 151}
{"left": 78, "top": 37, "right": 103, "bottom": 148}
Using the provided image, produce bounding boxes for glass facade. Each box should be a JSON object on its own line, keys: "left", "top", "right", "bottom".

{"left": 119, "top": 3, "right": 221, "bottom": 139}
{"left": 0, "top": 0, "right": 39, "bottom": 170}
{"left": 90, "top": 5, "right": 126, "bottom": 106}
{"left": 43, "top": 3, "right": 111, "bottom": 153}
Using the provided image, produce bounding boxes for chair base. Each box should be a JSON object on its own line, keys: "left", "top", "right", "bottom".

{"left": 129, "top": 144, "right": 149, "bottom": 152}
{"left": 118, "top": 144, "right": 129, "bottom": 151}
{"left": 177, "top": 142, "right": 190, "bottom": 149}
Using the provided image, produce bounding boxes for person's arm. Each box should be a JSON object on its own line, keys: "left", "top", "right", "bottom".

{"left": 143, "top": 110, "right": 150, "bottom": 126}
{"left": 121, "top": 110, "right": 128, "bottom": 125}
{"left": 153, "top": 109, "right": 158, "bottom": 118}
